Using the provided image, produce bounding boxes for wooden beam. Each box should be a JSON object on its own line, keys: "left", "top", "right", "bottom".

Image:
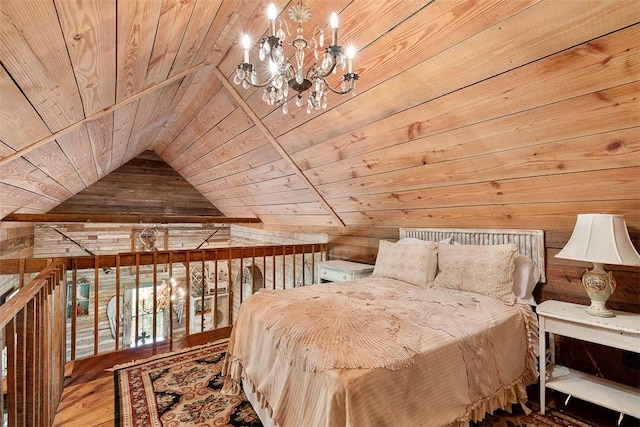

{"left": 212, "top": 66, "right": 346, "bottom": 228}
{"left": 0, "top": 61, "right": 209, "bottom": 167}
{"left": 1, "top": 213, "right": 261, "bottom": 224}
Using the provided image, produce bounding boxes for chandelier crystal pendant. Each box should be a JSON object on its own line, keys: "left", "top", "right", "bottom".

{"left": 234, "top": 2, "right": 359, "bottom": 115}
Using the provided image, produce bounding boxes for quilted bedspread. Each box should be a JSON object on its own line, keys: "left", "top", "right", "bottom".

{"left": 223, "top": 277, "right": 538, "bottom": 427}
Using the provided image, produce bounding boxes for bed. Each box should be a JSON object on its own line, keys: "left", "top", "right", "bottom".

{"left": 223, "top": 228, "right": 544, "bottom": 427}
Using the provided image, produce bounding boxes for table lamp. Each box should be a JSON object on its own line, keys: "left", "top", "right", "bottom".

{"left": 555, "top": 214, "right": 640, "bottom": 317}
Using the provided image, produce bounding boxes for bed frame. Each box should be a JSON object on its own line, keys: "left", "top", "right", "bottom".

{"left": 399, "top": 227, "right": 546, "bottom": 283}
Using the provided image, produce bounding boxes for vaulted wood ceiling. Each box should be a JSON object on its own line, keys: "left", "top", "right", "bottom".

{"left": 1, "top": 0, "right": 638, "bottom": 229}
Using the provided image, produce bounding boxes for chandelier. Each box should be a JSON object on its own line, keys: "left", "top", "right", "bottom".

{"left": 234, "top": 2, "right": 359, "bottom": 114}
{"left": 141, "top": 277, "right": 186, "bottom": 324}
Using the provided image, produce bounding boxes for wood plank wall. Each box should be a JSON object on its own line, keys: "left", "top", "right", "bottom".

{"left": 33, "top": 223, "right": 230, "bottom": 257}
{"left": 0, "top": 222, "right": 34, "bottom": 296}
{"left": 47, "top": 151, "right": 224, "bottom": 217}
{"left": 0, "top": 223, "right": 33, "bottom": 259}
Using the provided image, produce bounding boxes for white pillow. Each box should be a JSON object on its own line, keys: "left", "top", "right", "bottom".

{"left": 433, "top": 243, "right": 518, "bottom": 304}
{"left": 372, "top": 240, "right": 438, "bottom": 287}
{"left": 513, "top": 255, "right": 540, "bottom": 305}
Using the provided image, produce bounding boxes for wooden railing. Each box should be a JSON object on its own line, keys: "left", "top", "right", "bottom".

{"left": 0, "top": 244, "right": 325, "bottom": 425}
{"left": 0, "top": 260, "right": 67, "bottom": 427}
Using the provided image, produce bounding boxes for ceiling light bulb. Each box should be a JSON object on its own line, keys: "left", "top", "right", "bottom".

{"left": 268, "top": 4, "right": 277, "bottom": 20}
{"left": 330, "top": 12, "right": 339, "bottom": 45}
{"left": 346, "top": 45, "right": 356, "bottom": 59}
{"left": 330, "top": 13, "right": 339, "bottom": 29}
{"left": 269, "top": 60, "right": 279, "bottom": 76}
{"left": 346, "top": 46, "right": 356, "bottom": 73}
{"left": 241, "top": 34, "right": 251, "bottom": 50}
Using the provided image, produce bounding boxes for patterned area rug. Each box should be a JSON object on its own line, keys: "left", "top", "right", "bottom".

{"left": 470, "top": 402, "right": 592, "bottom": 427}
{"left": 113, "top": 340, "right": 261, "bottom": 427}
{"left": 114, "top": 340, "right": 589, "bottom": 427}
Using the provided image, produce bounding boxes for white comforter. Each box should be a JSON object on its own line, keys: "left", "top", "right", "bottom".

{"left": 223, "top": 277, "right": 538, "bottom": 427}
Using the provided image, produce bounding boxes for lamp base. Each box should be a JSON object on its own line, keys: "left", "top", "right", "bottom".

{"left": 581, "top": 265, "right": 616, "bottom": 318}
{"left": 585, "top": 301, "right": 614, "bottom": 317}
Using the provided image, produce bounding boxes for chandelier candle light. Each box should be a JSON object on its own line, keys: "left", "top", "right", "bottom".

{"left": 555, "top": 214, "right": 640, "bottom": 317}
{"left": 234, "top": 2, "right": 359, "bottom": 114}
{"left": 142, "top": 277, "right": 186, "bottom": 324}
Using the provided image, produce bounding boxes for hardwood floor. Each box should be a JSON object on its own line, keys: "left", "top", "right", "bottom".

{"left": 54, "top": 329, "right": 638, "bottom": 427}
{"left": 53, "top": 329, "right": 230, "bottom": 426}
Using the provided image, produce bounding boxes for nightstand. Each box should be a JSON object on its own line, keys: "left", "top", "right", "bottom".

{"left": 315, "top": 260, "right": 374, "bottom": 284}
{"left": 537, "top": 300, "right": 640, "bottom": 424}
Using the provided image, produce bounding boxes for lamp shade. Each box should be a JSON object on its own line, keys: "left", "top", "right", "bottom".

{"left": 556, "top": 214, "right": 640, "bottom": 266}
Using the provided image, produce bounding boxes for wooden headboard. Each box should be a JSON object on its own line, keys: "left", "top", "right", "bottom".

{"left": 399, "top": 228, "right": 546, "bottom": 283}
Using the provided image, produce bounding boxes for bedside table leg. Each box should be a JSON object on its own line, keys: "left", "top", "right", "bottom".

{"left": 539, "top": 319, "right": 546, "bottom": 414}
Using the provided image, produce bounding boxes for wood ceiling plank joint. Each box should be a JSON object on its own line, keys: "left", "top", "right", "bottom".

{"left": 212, "top": 66, "right": 346, "bottom": 228}
{"left": 0, "top": 61, "right": 209, "bottom": 169}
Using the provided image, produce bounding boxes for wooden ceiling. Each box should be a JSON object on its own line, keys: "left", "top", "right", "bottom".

{"left": 1, "top": 0, "right": 638, "bottom": 229}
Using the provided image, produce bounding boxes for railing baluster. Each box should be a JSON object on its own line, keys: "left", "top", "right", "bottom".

{"left": 93, "top": 256, "right": 99, "bottom": 356}
{"left": 152, "top": 252, "right": 158, "bottom": 344}
{"left": 185, "top": 251, "right": 191, "bottom": 336}
{"left": 226, "top": 249, "right": 232, "bottom": 327}
{"left": 53, "top": 265, "right": 65, "bottom": 422}
{"left": 282, "top": 246, "right": 286, "bottom": 289}
{"left": 213, "top": 252, "right": 219, "bottom": 329}
{"left": 0, "top": 328, "right": 4, "bottom": 426}
{"left": 292, "top": 246, "right": 296, "bottom": 288}
{"left": 311, "top": 245, "right": 316, "bottom": 284}
{"left": 36, "top": 286, "right": 44, "bottom": 425}
{"left": 239, "top": 253, "right": 244, "bottom": 304}
{"left": 6, "top": 317, "right": 16, "bottom": 426}
{"left": 272, "top": 247, "right": 276, "bottom": 290}
{"left": 168, "top": 252, "right": 174, "bottom": 351}
{"left": 25, "top": 298, "right": 35, "bottom": 427}
{"left": 262, "top": 250, "right": 266, "bottom": 293}
{"left": 18, "top": 259, "right": 25, "bottom": 289}
{"left": 200, "top": 253, "right": 205, "bottom": 333}
{"left": 70, "top": 261, "right": 77, "bottom": 362}
{"left": 115, "top": 256, "right": 121, "bottom": 352}
{"left": 251, "top": 247, "right": 256, "bottom": 293}
{"left": 135, "top": 255, "right": 140, "bottom": 348}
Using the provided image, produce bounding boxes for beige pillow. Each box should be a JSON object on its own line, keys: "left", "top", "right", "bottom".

{"left": 433, "top": 244, "right": 518, "bottom": 304}
{"left": 372, "top": 239, "right": 438, "bottom": 287}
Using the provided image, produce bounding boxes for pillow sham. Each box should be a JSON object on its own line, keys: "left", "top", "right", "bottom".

{"left": 372, "top": 239, "right": 438, "bottom": 287}
{"left": 513, "top": 254, "right": 540, "bottom": 305}
{"left": 433, "top": 243, "right": 518, "bottom": 304}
